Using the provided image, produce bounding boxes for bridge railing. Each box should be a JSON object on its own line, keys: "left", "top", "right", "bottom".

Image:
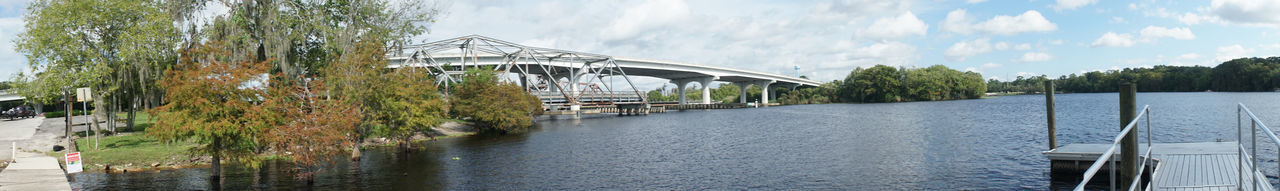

{"left": 1075, "top": 105, "right": 1153, "bottom": 191}
{"left": 1237, "top": 103, "right": 1279, "bottom": 191}
{"left": 532, "top": 91, "right": 646, "bottom": 103}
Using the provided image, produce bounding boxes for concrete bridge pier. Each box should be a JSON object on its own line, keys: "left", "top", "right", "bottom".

{"left": 734, "top": 82, "right": 749, "bottom": 103}
{"left": 697, "top": 77, "right": 716, "bottom": 104}
{"left": 671, "top": 76, "right": 717, "bottom": 104}
{"left": 670, "top": 78, "right": 693, "bottom": 104}
{"left": 757, "top": 80, "right": 775, "bottom": 105}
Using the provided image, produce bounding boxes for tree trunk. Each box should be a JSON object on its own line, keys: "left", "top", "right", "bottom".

{"left": 126, "top": 98, "right": 136, "bottom": 132}
{"left": 211, "top": 138, "right": 222, "bottom": 181}
{"left": 351, "top": 144, "right": 361, "bottom": 161}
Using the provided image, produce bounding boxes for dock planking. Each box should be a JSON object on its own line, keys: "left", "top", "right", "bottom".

{"left": 1045, "top": 141, "right": 1276, "bottom": 191}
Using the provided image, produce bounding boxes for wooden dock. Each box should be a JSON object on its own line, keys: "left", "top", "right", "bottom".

{"left": 1046, "top": 142, "right": 1275, "bottom": 191}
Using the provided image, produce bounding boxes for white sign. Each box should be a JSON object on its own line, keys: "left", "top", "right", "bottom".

{"left": 75, "top": 87, "right": 92, "bottom": 102}
{"left": 65, "top": 152, "right": 82, "bottom": 174}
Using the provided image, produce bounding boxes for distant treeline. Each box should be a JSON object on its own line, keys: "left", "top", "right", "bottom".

{"left": 779, "top": 64, "right": 987, "bottom": 104}
{"left": 988, "top": 57, "right": 1280, "bottom": 93}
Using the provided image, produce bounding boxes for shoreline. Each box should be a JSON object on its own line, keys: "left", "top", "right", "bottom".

{"left": 39, "top": 119, "right": 479, "bottom": 173}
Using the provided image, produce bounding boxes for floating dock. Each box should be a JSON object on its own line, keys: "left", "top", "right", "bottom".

{"left": 1046, "top": 141, "right": 1275, "bottom": 191}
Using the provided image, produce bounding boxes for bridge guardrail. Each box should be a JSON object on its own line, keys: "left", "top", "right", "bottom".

{"left": 533, "top": 91, "right": 646, "bottom": 103}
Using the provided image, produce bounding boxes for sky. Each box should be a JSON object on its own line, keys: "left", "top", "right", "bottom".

{"left": 1, "top": 0, "right": 1278, "bottom": 89}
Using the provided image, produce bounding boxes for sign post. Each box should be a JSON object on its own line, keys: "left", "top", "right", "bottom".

{"left": 76, "top": 88, "right": 96, "bottom": 149}
{"left": 65, "top": 152, "right": 82, "bottom": 174}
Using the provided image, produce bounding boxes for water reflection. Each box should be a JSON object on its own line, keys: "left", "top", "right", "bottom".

{"left": 68, "top": 92, "right": 1280, "bottom": 190}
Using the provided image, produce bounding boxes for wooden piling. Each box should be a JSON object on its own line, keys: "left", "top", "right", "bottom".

{"left": 1119, "top": 83, "right": 1138, "bottom": 186}
{"left": 1045, "top": 80, "right": 1057, "bottom": 150}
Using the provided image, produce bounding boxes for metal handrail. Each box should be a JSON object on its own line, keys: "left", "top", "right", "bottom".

{"left": 1237, "top": 103, "right": 1279, "bottom": 191}
{"left": 1075, "top": 105, "right": 1153, "bottom": 191}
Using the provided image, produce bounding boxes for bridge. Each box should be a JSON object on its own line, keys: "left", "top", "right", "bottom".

{"left": 385, "top": 35, "right": 820, "bottom": 110}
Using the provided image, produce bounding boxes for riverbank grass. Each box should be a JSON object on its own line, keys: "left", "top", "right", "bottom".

{"left": 70, "top": 133, "right": 197, "bottom": 170}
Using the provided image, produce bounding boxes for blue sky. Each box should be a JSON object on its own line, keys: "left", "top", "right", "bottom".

{"left": 2, "top": 0, "right": 1278, "bottom": 89}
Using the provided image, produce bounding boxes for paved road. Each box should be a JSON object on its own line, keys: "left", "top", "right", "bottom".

{"left": 0, "top": 116, "right": 72, "bottom": 191}
{"left": 0, "top": 117, "right": 43, "bottom": 162}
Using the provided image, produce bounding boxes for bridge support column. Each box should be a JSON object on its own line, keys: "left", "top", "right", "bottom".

{"left": 698, "top": 77, "right": 715, "bottom": 104}
{"left": 547, "top": 74, "right": 564, "bottom": 92}
{"left": 671, "top": 79, "right": 693, "bottom": 104}
{"left": 734, "top": 82, "right": 749, "bottom": 103}
{"left": 757, "top": 80, "right": 775, "bottom": 105}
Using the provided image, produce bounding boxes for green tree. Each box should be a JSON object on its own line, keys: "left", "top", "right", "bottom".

{"left": 369, "top": 68, "right": 448, "bottom": 151}
{"left": 16, "top": 0, "right": 183, "bottom": 134}
{"left": 844, "top": 65, "right": 903, "bottom": 102}
{"left": 451, "top": 69, "right": 543, "bottom": 133}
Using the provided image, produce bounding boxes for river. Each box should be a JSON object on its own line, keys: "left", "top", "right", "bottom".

{"left": 69, "top": 92, "right": 1280, "bottom": 190}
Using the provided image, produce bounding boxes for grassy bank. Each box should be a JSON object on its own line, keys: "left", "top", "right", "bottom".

{"left": 71, "top": 133, "right": 198, "bottom": 170}
{"left": 52, "top": 112, "right": 198, "bottom": 171}
{"left": 59, "top": 113, "right": 477, "bottom": 170}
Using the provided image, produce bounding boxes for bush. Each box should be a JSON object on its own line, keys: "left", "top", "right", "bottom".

{"left": 450, "top": 69, "right": 542, "bottom": 133}
{"left": 43, "top": 110, "right": 90, "bottom": 118}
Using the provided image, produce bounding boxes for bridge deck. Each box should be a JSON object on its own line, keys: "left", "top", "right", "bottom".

{"left": 1046, "top": 142, "right": 1275, "bottom": 191}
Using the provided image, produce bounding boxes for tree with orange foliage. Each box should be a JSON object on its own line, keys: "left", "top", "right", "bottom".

{"left": 255, "top": 79, "right": 360, "bottom": 184}
{"left": 148, "top": 41, "right": 270, "bottom": 180}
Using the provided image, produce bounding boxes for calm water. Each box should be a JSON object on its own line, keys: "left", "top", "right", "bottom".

{"left": 70, "top": 92, "right": 1280, "bottom": 190}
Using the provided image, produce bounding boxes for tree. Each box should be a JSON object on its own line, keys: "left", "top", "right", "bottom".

{"left": 844, "top": 65, "right": 903, "bottom": 102}
{"left": 451, "top": 69, "right": 543, "bottom": 133}
{"left": 17, "top": 0, "right": 183, "bottom": 134}
{"left": 256, "top": 79, "right": 360, "bottom": 184}
{"left": 208, "top": 0, "right": 439, "bottom": 84}
{"left": 368, "top": 68, "right": 447, "bottom": 151}
{"left": 148, "top": 41, "right": 269, "bottom": 180}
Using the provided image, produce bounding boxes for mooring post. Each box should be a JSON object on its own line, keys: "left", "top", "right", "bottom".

{"left": 1119, "top": 83, "right": 1138, "bottom": 187}
{"left": 1045, "top": 80, "right": 1057, "bottom": 150}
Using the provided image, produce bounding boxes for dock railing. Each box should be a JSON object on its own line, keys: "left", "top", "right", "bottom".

{"left": 1238, "top": 103, "right": 1278, "bottom": 191}
{"left": 1075, "top": 105, "right": 1153, "bottom": 191}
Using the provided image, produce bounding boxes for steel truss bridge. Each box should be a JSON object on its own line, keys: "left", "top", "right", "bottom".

{"left": 386, "top": 35, "right": 820, "bottom": 110}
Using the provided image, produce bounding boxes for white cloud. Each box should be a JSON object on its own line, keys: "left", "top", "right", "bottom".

{"left": 1016, "top": 72, "right": 1040, "bottom": 77}
{"left": 1263, "top": 43, "right": 1280, "bottom": 51}
{"left": 1052, "top": 0, "right": 1098, "bottom": 11}
{"left": 982, "top": 62, "right": 1002, "bottom": 69}
{"left": 1049, "top": 40, "right": 1064, "bottom": 45}
{"left": 1138, "top": 26, "right": 1195, "bottom": 41}
{"left": 1015, "top": 43, "right": 1032, "bottom": 50}
{"left": 971, "top": 62, "right": 1002, "bottom": 73}
{"left": 994, "top": 42, "right": 1010, "bottom": 50}
{"left": 1090, "top": 26, "right": 1194, "bottom": 48}
{"left": 602, "top": 0, "right": 691, "bottom": 41}
{"left": 1209, "top": 0, "right": 1280, "bottom": 26}
{"left": 944, "top": 38, "right": 992, "bottom": 61}
{"left": 948, "top": 10, "right": 1058, "bottom": 35}
{"left": 842, "top": 41, "right": 920, "bottom": 67}
{"left": 1091, "top": 32, "right": 1136, "bottom": 47}
{"left": 1019, "top": 52, "right": 1054, "bottom": 62}
{"left": 1110, "top": 16, "right": 1126, "bottom": 24}
{"left": 859, "top": 11, "right": 928, "bottom": 39}
{"left": 966, "top": 0, "right": 987, "bottom": 4}
{"left": 1215, "top": 44, "right": 1254, "bottom": 63}
{"left": 1177, "top": 53, "right": 1201, "bottom": 60}
{"left": 940, "top": 9, "right": 974, "bottom": 34}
